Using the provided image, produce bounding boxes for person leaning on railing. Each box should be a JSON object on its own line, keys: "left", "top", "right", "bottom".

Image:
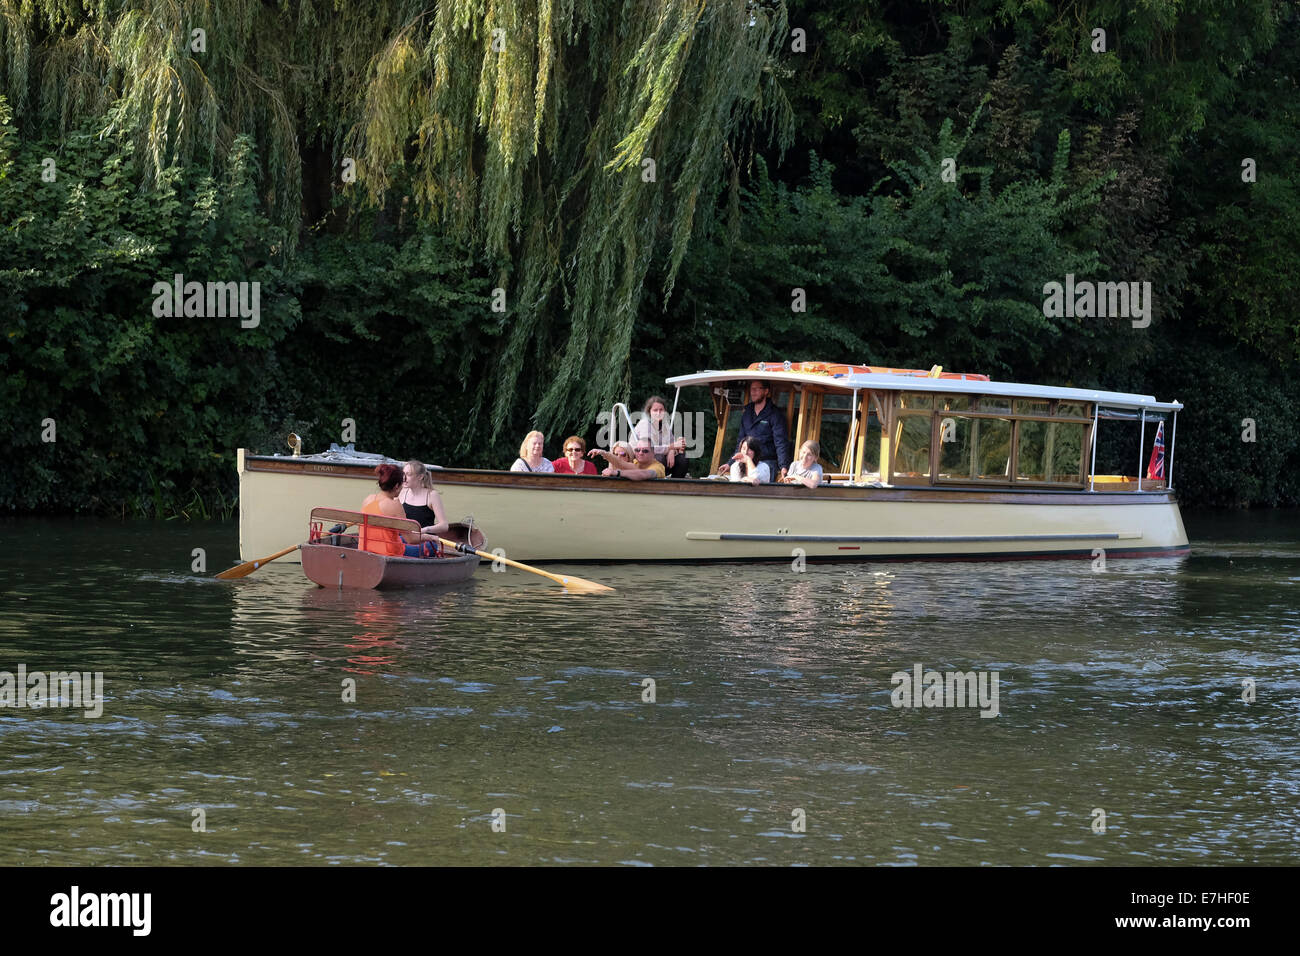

{"left": 589, "top": 441, "right": 666, "bottom": 480}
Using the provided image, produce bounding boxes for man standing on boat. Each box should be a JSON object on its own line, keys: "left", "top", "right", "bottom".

{"left": 734, "top": 380, "right": 791, "bottom": 481}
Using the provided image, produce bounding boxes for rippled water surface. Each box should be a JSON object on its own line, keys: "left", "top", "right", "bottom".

{"left": 1, "top": 511, "right": 1297, "bottom": 865}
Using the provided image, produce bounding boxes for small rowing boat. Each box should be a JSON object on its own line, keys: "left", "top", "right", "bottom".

{"left": 300, "top": 507, "right": 487, "bottom": 589}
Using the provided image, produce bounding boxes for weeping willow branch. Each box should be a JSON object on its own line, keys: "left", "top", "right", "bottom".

{"left": 351, "top": 0, "right": 793, "bottom": 438}
{"left": 2, "top": 0, "right": 794, "bottom": 439}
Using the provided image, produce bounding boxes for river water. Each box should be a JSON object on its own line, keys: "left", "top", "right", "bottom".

{"left": 1, "top": 511, "right": 1297, "bottom": 866}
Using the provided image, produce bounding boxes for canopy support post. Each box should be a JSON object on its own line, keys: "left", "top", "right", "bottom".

{"left": 1137, "top": 409, "right": 1147, "bottom": 492}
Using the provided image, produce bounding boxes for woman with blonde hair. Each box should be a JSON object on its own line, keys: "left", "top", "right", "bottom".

{"left": 399, "top": 460, "right": 451, "bottom": 537}
{"left": 781, "top": 440, "right": 824, "bottom": 488}
{"left": 511, "top": 430, "right": 554, "bottom": 472}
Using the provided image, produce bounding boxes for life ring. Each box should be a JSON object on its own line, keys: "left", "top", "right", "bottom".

{"left": 746, "top": 360, "right": 989, "bottom": 381}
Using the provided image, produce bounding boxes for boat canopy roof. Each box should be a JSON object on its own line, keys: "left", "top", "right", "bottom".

{"left": 664, "top": 367, "right": 1183, "bottom": 412}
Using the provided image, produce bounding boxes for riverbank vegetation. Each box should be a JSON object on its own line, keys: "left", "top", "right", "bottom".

{"left": 3, "top": 0, "right": 1297, "bottom": 513}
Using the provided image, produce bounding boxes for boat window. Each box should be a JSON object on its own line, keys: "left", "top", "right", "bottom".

{"left": 938, "top": 395, "right": 971, "bottom": 411}
{"left": 977, "top": 396, "right": 1012, "bottom": 414}
{"left": 900, "top": 393, "right": 933, "bottom": 410}
{"left": 1014, "top": 399, "right": 1052, "bottom": 417}
{"left": 937, "top": 417, "right": 976, "bottom": 479}
{"left": 935, "top": 416, "right": 1010, "bottom": 481}
{"left": 1016, "top": 421, "right": 1084, "bottom": 483}
{"left": 1049, "top": 422, "right": 1087, "bottom": 483}
{"left": 1056, "top": 401, "right": 1091, "bottom": 419}
{"left": 859, "top": 413, "right": 882, "bottom": 477}
{"left": 893, "top": 414, "right": 933, "bottom": 479}
{"left": 974, "top": 418, "right": 1013, "bottom": 479}
{"left": 818, "top": 410, "right": 850, "bottom": 473}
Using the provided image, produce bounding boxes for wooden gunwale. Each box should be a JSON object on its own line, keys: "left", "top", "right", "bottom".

{"left": 244, "top": 455, "right": 1176, "bottom": 506}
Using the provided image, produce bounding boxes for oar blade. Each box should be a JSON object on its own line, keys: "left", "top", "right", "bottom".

{"left": 215, "top": 561, "right": 260, "bottom": 580}
{"left": 557, "top": 575, "right": 615, "bottom": 594}
{"left": 215, "top": 544, "right": 298, "bottom": 579}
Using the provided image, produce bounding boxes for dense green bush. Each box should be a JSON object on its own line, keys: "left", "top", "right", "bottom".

{"left": 3, "top": 0, "right": 1299, "bottom": 513}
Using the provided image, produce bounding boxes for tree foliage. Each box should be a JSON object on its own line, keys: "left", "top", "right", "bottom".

{"left": 2, "top": 1, "right": 1299, "bottom": 511}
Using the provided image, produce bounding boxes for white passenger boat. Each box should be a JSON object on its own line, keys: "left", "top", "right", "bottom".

{"left": 236, "top": 361, "right": 1188, "bottom": 563}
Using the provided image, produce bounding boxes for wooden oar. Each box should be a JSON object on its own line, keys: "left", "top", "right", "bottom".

{"left": 215, "top": 544, "right": 300, "bottom": 579}
{"left": 436, "top": 537, "right": 613, "bottom": 593}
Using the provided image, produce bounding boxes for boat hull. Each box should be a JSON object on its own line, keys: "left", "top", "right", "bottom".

{"left": 241, "top": 451, "right": 1189, "bottom": 563}
{"left": 300, "top": 522, "right": 486, "bottom": 589}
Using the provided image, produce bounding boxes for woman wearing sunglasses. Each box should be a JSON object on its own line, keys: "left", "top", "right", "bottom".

{"left": 552, "top": 435, "right": 598, "bottom": 475}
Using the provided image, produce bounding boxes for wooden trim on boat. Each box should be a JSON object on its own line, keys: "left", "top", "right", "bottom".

{"left": 243, "top": 455, "right": 1177, "bottom": 505}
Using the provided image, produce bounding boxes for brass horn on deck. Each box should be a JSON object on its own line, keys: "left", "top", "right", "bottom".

{"left": 287, "top": 432, "right": 302, "bottom": 457}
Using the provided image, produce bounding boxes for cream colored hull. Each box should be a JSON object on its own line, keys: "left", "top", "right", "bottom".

{"left": 238, "top": 451, "right": 1189, "bottom": 563}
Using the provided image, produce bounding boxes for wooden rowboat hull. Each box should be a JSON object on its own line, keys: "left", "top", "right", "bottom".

{"left": 301, "top": 522, "right": 487, "bottom": 589}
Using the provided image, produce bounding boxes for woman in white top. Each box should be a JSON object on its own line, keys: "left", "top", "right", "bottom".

{"left": 781, "top": 440, "right": 824, "bottom": 488}
{"left": 722, "top": 435, "right": 769, "bottom": 485}
{"left": 511, "top": 430, "right": 555, "bottom": 472}
{"left": 633, "top": 395, "right": 688, "bottom": 478}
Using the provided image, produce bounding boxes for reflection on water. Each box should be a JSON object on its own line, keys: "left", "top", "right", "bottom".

{"left": 0, "top": 512, "right": 1297, "bottom": 865}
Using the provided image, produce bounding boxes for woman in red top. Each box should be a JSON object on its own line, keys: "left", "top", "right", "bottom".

{"left": 552, "top": 435, "right": 597, "bottom": 475}
{"left": 360, "top": 464, "right": 438, "bottom": 557}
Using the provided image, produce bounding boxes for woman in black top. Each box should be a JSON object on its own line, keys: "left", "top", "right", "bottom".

{"left": 399, "top": 460, "right": 450, "bottom": 539}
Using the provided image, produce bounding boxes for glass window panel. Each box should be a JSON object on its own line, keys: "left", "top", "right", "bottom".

{"left": 937, "top": 416, "right": 974, "bottom": 479}
{"left": 1056, "top": 402, "right": 1090, "bottom": 419}
{"left": 1014, "top": 400, "right": 1052, "bottom": 416}
{"left": 1048, "top": 422, "right": 1085, "bottom": 482}
{"left": 893, "top": 413, "right": 932, "bottom": 477}
{"left": 973, "top": 418, "right": 1012, "bottom": 480}
{"left": 939, "top": 395, "right": 971, "bottom": 411}
{"left": 860, "top": 414, "right": 881, "bottom": 474}
{"left": 818, "top": 414, "right": 848, "bottom": 473}
{"left": 1016, "top": 420, "right": 1049, "bottom": 481}
{"left": 900, "top": 393, "right": 933, "bottom": 409}
{"left": 978, "top": 396, "right": 1011, "bottom": 414}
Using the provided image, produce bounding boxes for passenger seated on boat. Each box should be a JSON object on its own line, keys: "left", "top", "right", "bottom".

{"left": 634, "top": 395, "right": 689, "bottom": 478}
{"left": 733, "top": 380, "right": 790, "bottom": 481}
{"left": 780, "top": 440, "right": 824, "bottom": 488}
{"left": 553, "top": 435, "right": 598, "bottom": 474}
{"left": 511, "top": 430, "right": 555, "bottom": 472}
{"left": 400, "top": 460, "right": 451, "bottom": 536}
{"left": 589, "top": 441, "right": 666, "bottom": 480}
{"left": 361, "top": 464, "right": 438, "bottom": 558}
{"left": 720, "top": 436, "right": 770, "bottom": 485}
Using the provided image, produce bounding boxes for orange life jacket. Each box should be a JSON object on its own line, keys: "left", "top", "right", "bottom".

{"left": 360, "top": 496, "right": 405, "bottom": 556}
